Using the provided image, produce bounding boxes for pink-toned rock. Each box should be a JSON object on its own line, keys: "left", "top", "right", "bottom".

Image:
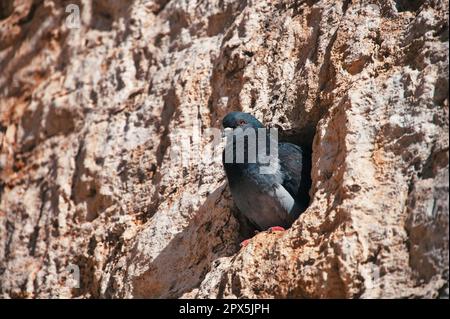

{"left": 0, "top": 0, "right": 448, "bottom": 298}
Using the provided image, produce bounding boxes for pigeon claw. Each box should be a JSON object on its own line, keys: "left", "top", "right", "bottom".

{"left": 268, "top": 226, "right": 285, "bottom": 233}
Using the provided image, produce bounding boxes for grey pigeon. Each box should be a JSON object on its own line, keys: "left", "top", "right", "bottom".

{"left": 222, "top": 112, "right": 311, "bottom": 232}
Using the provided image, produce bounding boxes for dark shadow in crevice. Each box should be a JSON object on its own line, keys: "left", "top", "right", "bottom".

{"left": 395, "top": 0, "right": 425, "bottom": 13}
{"left": 0, "top": 0, "right": 14, "bottom": 20}
{"left": 17, "top": 0, "right": 42, "bottom": 25}
{"left": 279, "top": 125, "right": 314, "bottom": 217}
{"left": 70, "top": 254, "right": 101, "bottom": 298}
{"left": 229, "top": 204, "right": 258, "bottom": 241}
{"left": 278, "top": 124, "right": 316, "bottom": 153}
{"left": 90, "top": 1, "right": 114, "bottom": 31}
{"left": 89, "top": 1, "right": 135, "bottom": 44}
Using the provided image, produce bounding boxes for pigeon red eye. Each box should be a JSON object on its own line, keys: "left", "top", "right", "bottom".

{"left": 238, "top": 120, "right": 247, "bottom": 125}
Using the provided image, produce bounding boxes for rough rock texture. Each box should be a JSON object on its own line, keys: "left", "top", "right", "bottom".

{"left": 0, "top": 0, "right": 448, "bottom": 298}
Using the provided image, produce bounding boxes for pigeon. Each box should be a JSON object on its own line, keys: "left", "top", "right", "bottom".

{"left": 222, "top": 112, "right": 311, "bottom": 238}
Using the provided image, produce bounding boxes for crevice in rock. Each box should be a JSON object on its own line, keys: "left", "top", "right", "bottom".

{"left": 143, "top": 88, "right": 179, "bottom": 220}
{"left": 91, "top": 2, "right": 113, "bottom": 31}
{"left": 231, "top": 205, "right": 257, "bottom": 241}
{"left": 70, "top": 139, "right": 84, "bottom": 204}
{"left": 4, "top": 220, "right": 14, "bottom": 259}
{"left": 279, "top": 126, "right": 314, "bottom": 211}
{"left": 152, "top": 0, "right": 171, "bottom": 16}
{"left": 168, "top": 9, "right": 189, "bottom": 42}
{"left": 115, "top": 67, "right": 126, "bottom": 91}
{"left": 420, "top": 144, "right": 450, "bottom": 179}
{"left": 438, "top": 280, "right": 449, "bottom": 298}
{"left": 0, "top": 0, "right": 14, "bottom": 20}
{"left": 71, "top": 254, "right": 101, "bottom": 298}
{"left": 18, "top": 0, "right": 42, "bottom": 25}
{"left": 0, "top": 0, "right": 448, "bottom": 300}
{"left": 156, "top": 88, "right": 179, "bottom": 167}
{"left": 28, "top": 180, "right": 48, "bottom": 256}
{"left": 395, "top": 0, "right": 425, "bottom": 13}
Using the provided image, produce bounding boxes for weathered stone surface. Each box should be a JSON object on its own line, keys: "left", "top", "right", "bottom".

{"left": 0, "top": 0, "right": 448, "bottom": 298}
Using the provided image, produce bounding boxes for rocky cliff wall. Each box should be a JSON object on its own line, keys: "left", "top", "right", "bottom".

{"left": 0, "top": 0, "right": 448, "bottom": 298}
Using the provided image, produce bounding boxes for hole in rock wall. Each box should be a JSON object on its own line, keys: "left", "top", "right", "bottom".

{"left": 278, "top": 124, "right": 315, "bottom": 209}
{"left": 229, "top": 122, "right": 315, "bottom": 239}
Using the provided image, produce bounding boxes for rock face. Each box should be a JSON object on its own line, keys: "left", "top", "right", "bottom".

{"left": 0, "top": 0, "right": 448, "bottom": 299}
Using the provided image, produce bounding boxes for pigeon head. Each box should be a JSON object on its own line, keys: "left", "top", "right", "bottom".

{"left": 222, "top": 112, "right": 264, "bottom": 130}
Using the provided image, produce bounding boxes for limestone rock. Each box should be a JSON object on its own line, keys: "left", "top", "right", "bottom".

{"left": 0, "top": 0, "right": 448, "bottom": 298}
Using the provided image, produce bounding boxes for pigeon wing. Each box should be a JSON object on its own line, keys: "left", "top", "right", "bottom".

{"left": 278, "top": 142, "right": 311, "bottom": 210}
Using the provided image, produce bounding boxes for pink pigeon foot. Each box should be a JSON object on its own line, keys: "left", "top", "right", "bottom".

{"left": 240, "top": 239, "right": 251, "bottom": 248}
{"left": 268, "top": 226, "right": 285, "bottom": 233}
